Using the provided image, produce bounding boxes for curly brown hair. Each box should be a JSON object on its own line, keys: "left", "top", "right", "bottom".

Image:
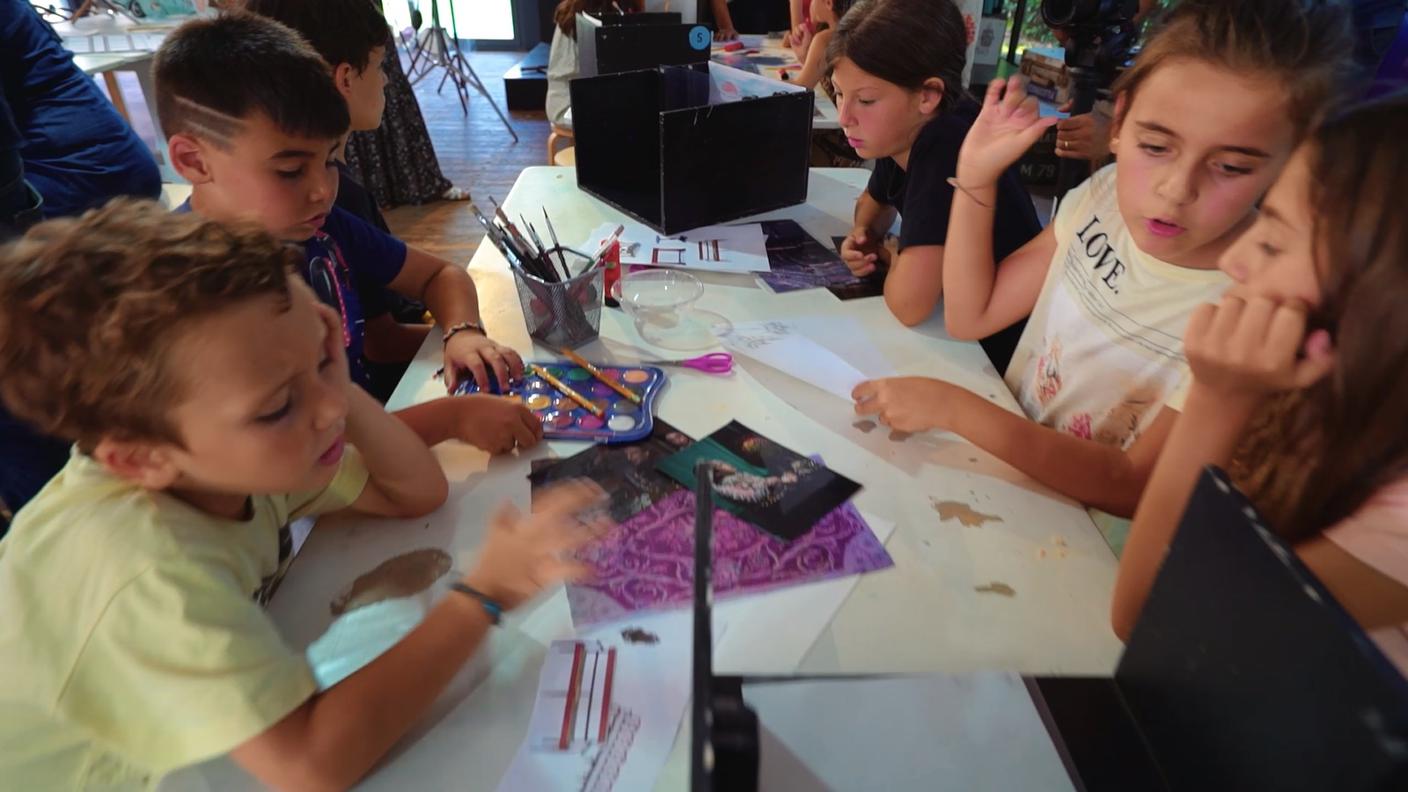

{"left": 0, "top": 199, "right": 300, "bottom": 451}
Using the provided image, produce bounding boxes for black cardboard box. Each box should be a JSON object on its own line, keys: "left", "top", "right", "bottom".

{"left": 575, "top": 12, "right": 711, "bottom": 78}
{"left": 569, "top": 62, "right": 813, "bottom": 235}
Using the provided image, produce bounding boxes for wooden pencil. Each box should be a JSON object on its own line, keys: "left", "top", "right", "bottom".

{"left": 556, "top": 347, "right": 642, "bottom": 404}
{"left": 530, "top": 363, "right": 604, "bottom": 417}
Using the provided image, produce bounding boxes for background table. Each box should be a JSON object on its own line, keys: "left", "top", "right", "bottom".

{"left": 169, "top": 167, "right": 1120, "bottom": 792}
{"left": 710, "top": 40, "right": 840, "bottom": 131}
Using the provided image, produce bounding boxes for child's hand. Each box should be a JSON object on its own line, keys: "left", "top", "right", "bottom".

{"left": 716, "top": 25, "right": 739, "bottom": 42}
{"left": 790, "top": 22, "right": 813, "bottom": 61}
{"left": 461, "top": 481, "right": 607, "bottom": 611}
{"left": 444, "top": 332, "right": 526, "bottom": 393}
{"left": 957, "top": 76, "right": 1058, "bottom": 187}
{"left": 852, "top": 377, "right": 955, "bottom": 433}
{"left": 451, "top": 394, "right": 544, "bottom": 453}
{"left": 841, "top": 227, "right": 885, "bottom": 277}
{"left": 1184, "top": 290, "right": 1335, "bottom": 400}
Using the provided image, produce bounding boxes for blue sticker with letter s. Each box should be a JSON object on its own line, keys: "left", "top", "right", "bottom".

{"left": 688, "top": 25, "right": 711, "bottom": 50}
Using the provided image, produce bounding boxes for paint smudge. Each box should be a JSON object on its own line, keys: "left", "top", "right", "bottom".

{"left": 888, "top": 430, "right": 912, "bottom": 442}
{"left": 968, "top": 457, "right": 979, "bottom": 464}
{"left": 330, "top": 548, "right": 453, "bottom": 616}
{"left": 621, "top": 627, "right": 660, "bottom": 645}
{"left": 974, "top": 582, "right": 1016, "bottom": 597}
{"left": 930, "top": 499, "right": 1004, "bottom": 528}
{"left": 852, "top": 419, "right": 878, "bottom": 434}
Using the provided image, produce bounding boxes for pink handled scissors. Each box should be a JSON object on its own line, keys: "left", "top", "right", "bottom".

{"left": 642, "top": 352, "right": 733, "bottom": 374}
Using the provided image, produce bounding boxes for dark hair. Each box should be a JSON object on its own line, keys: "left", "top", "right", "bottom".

{"left": 825, "top": 0, "right": 969, "bottom": 112}
{"left": 1231, "top": 94, "right": 1408, "bottom": 542}
{"left": 554, "top": 0, "right": 644, "bottom": 38}
{"left": 153, "top": 11, "right": 351, "bottom": 148}
{"left": 239, "top": 0, "right": 390, "bottom": 73}
{"left": 0, "top": 199, "right": 298, "bottom": 450}
{"left": 1113, "top": 0, "right": 1354, "bottom": 137}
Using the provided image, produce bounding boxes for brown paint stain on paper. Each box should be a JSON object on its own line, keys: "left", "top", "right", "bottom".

{"left": 974, "top": 582, "right": 1016, "bottom": 597}
{"left": 852, "top": 419, "right": 878, "bottom": 434}
{"left": 931, "top": 499, "right": 1004, "bottom": 527}
{"left": 330, "top": 548, "right": 453, "bottom": 616}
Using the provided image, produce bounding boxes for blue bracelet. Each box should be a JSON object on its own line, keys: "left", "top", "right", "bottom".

{"left": 449, "top": 582, "right": 503, "bottom": 625}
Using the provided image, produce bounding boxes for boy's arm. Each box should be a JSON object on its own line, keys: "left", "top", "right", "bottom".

{"left": 229, "top": 485, "right": 601, "bottom": 791}
{"left": 393, "top": 395, "right": 543, "bottom": 454}
{"left": 362, "top": 314, "right": 431, "bottom": 364}
{"left": 854, "top": 377, "right": 1174, "bottom": 516}
{"left": 387, "top": 246, "right": 525, "bottom": 392}
{"left": 344, "top": 384, "right": 448, "bottom": 518}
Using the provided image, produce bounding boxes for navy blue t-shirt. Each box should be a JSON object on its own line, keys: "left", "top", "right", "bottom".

{"left": 304, "top": 207, "right": 408, "bottom": 385}
{"left": 0, "top": 0, "right": 160, "bottom": 218}
{"left": 175, "top": 201, "right": 408, "bottom": 388}
{"left": 865, "top": 98, "right": 1041, "bottom": 373}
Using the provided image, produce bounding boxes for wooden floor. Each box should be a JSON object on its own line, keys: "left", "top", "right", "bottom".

{"left": 119, "top": 46, "right": 548, "bottom": 263}
{"left": 377, "top": 48, "right": 551, "bottom": 262}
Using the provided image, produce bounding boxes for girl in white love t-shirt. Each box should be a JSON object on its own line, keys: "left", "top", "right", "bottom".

{"left": 1114, "top": 96, "right": 1408, "bottom": 670}
{"left": 852, "top": 0, "right": 1353, "bottom": 518}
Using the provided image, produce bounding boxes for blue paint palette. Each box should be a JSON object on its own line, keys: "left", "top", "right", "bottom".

{"left": 454, "top": 361, "right": 667, "bottom": 443}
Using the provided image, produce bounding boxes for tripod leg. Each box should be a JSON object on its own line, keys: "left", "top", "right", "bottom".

{"left": 459, "top": 58, "right": 518, "bottom": 142}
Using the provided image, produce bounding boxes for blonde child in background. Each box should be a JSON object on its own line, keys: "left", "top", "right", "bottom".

{"left": 1113, "top": 96, "right": 1408, "bottom": 666}
{"left": 854, "top": 0, "right": 1352, "bottom": 518}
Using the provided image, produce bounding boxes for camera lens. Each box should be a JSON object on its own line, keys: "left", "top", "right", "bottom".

{"left": 1041, "top": 0, "right": 1101, "bottom": 27}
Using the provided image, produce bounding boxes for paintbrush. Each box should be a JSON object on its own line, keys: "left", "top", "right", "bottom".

{"left": 557, "top": 347, "right": 642, "bottom": 404}
{"left": 530, "top": 363, "right": 604, "bottom": 417}
{"left": 585, "top": 224, "right": 626, "bottom": 275}
{"left": 543, "top": 207, "right": 570, "bottom": 277}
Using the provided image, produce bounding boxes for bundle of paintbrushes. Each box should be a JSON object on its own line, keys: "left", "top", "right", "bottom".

{"left": 471, "top": 198, "right": 610, "bottom": 348}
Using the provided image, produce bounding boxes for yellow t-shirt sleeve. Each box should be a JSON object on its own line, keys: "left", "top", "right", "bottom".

{"left": 288, "top": 445, "right": 370, "bottom": 519}
{"left": 57, "top": 560, "right": 317, "bottom": 774}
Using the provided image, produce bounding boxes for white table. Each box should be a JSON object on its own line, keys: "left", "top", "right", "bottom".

{"left": 171, "top": 167, "right": 1120, "bottom": 791}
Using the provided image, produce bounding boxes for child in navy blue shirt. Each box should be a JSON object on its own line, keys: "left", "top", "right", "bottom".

{"left": 156, "top": 12, "right": 543, "bottom": 455}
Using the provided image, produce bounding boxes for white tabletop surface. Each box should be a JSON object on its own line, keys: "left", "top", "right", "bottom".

{"left": 71, "top": 50, "right": 152, "bottom": 75}
{"left": 169, "top": 166, "right": 1119, "bottom": 792}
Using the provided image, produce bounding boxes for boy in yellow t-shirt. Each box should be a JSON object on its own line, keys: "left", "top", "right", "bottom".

{"left": 0, "top": 201, "right": 601, "bottom": 789}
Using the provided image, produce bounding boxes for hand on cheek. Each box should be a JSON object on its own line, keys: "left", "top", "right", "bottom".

{"left": 1184, "top": 290, "right": 1336, "bottom": 400}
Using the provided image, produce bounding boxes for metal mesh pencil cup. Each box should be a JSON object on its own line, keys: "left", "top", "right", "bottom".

{"left": 511, "top": 249, "right": 603, "bottom": 349}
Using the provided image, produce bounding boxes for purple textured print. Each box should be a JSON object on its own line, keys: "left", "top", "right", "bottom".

{"left": 566, "top": 490, "right": 893, "bottom": 626}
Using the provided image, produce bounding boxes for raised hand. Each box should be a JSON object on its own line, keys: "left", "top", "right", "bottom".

{"left": 957, "top": 76, "right": 1058, "bottom": 186}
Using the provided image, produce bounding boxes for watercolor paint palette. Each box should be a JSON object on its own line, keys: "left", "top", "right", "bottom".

{"left": 455, "top": 361, "right": 667, "bottom": 443}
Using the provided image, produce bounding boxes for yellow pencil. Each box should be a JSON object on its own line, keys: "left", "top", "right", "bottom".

{"left": 530, "top": 364, "right": 605, "bottom": 417}
{"left": 557, "top": 347, "right": 642, "bottom": 405}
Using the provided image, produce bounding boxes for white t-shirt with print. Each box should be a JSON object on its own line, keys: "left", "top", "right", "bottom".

{"left": 1004, "top": 164, "right": 1231, "bottom": 449}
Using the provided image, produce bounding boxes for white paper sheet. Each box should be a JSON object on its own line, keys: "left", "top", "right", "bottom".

{"left": 717, "top": 318, "right": 888, "bottom": 400}
{"left": 496, "top": 612, "right": 704, "bottom": 792}
{"left": 584, "top": 221, "right": 771, "bottom": 273}
{"left": 742, "top": 672, "right": 1076, "bottom": 792}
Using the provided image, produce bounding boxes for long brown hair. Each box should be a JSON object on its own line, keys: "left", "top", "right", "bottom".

{"left": 825, "top": 0, "right": 969, "bottom": 113}
{"left": 1231, "top": 94, "right": 1408, "bottom": 542}
{"left": 1112, "top": 0, "right": 1353, "bottom": 136}
{"left": 554, "top": 0, "right": 643, "bottom": 38}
